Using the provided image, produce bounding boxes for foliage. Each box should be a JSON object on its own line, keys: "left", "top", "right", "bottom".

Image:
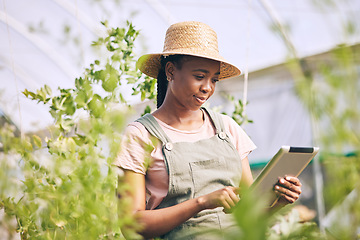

{"left": 0, "top": 21, "right": 149, "bottom": 239}
{"left": 200, "top": 188, "right": 326, "bottom": 240}
{"left": 5, "top": 5, "right": 359, "bottom": 238}
{"left": 222, "top": 94, "right": 253, "bottom": 126}
{"left": 229, "top": 189, "right": 271, "bottom": 240}
{"left": 286, "top": 31, "right": 360, "bottom": 240}
{"left": 1, "top": 18, "right": 255, "bottom": 239}
{"left": 262, "top": 0, "right": 360, "bottom": 238}
{"left": 267, "top": 208, "right": 325, "bottom": 240}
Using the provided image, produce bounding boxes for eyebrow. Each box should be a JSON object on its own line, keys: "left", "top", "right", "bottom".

{"left": 192, "top": 69, "right": 220, "bottom": 75}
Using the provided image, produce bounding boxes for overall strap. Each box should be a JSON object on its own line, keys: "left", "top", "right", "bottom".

{"left": 201, "top": 107, "right": 225, "bottom": 134}
{"left": 135, "top": 113, "right": 172, "bottom": 144}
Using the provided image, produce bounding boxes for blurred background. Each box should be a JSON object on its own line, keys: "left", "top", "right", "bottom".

{"left": 1, "top": 0, "right": 360, "bottom": 237}
{"left": 2, "top": 0, "right": 359, "bottom": 160}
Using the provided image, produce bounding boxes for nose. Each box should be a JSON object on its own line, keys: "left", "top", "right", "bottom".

{"left": 200, "top": 79, "right": 213, "bottom": 93}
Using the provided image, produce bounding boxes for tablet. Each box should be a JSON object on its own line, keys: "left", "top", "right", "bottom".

{"left": 250, "top": 146, "right": 319, "bottom": 206}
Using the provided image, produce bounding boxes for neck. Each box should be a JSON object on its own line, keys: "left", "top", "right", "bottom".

{"left": 153, "top": 103, "right": 204, "bottom": 130}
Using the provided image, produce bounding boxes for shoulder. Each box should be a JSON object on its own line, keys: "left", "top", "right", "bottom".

{"left": 125, "top": 121, "right": 147, "bottom": 135}
{"left": 114, "top": 121, "right": 156, "bottom": 175}
{"left": 203, "top": 108, "right": 242, "bottom": 133}
{"left": 122, "top": 120, "right": 156, "bottom": 147}
{"left": 219, "top": 113, "right": 257, "bottom": 158}
{"left": 219, "top": 113, "right": 246, "bottom": 134}
{"left": 219, "top": 113, "right": 238, "bottom": 127}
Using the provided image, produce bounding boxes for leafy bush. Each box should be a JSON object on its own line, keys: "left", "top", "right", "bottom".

{"left": 1, "top": 21, "right": 149, "bottom": 240}
{"left": 288, "top": 44, "right": 360, "bottom": 239}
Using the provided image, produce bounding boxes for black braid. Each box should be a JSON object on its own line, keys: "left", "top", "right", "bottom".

{"left": 156, "top": 58, "right": 168, "bottom": 108}
{"left": 156, "top": 55, "right": 185, "bottom": 108}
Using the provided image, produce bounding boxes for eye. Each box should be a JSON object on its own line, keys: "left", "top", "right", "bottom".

{"left": 194, "top": 75, "right": 205, "bottom": 80}
{"left": 212, "top": 78, "right": 219, "bottom": 83}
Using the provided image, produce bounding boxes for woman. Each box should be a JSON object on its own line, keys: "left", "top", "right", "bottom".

{"left": 115, "top": 21, "right": 302, "bottom": 239}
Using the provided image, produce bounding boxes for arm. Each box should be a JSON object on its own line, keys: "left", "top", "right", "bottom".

{"left": 225, "top": 115, "right": 302, "bottom": 210}
{"left": 239, "top": 156, "right": 254, "bottom": 189}
{"left": 120, "top": 169, "right": 240, "bottom": 239}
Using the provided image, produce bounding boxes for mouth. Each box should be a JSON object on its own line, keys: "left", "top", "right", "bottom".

{"left": 194, "top": 95, "right": 207, "bottom": 104}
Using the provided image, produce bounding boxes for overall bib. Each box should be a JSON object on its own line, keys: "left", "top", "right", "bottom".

{"left": 136, "top": 108, "right": 242, "bottom": 239}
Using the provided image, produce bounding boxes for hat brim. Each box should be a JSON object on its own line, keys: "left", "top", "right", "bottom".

{"left": 137, "top": 52, "right": 241, "bottom": 80}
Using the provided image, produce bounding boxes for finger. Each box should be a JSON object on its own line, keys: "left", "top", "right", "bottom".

{"left": 277, "top": 178, "right": 302, "bottom": 195}
{"left": 274, "top": 185, "right": 300, "bottom": 200}
{"left": 217, "top": 189, "right": 233, "bottom": 209}
{"left": 274, "top": 185, "right": 296, "bottom": 198}
{"left": 279, "top": 194, "right": 296, "bottom": 204}
{"left": 221, "top": 198, "right": 232, "bottom": 210}
{"left": 226, "top": 196, "right": 238, "bottom": 208}
{"left": 224, "top": 193, "right": 237, "bottom": 209}
{"left": 274, "top": 190, "right": 297, "bottom": 204}
{"left": 226, "top": 186, "right": 240, "bottom": 195}
{"left": 233, "top": 187, "right": 241, "bottom": 195}
{"left": 226, "top": 187, "right": 240, "bottom": 204}
{"left": 285, "top": 176, "right": 302, "bottom": 186}
{"left": 223, "top": 208, "right": 232, "bottom": 214}
{"left": 221, "top": 188, "right": 239, "bottom": 209}
{"left": 290, "top": 185, "right": 302, "bottom": 195}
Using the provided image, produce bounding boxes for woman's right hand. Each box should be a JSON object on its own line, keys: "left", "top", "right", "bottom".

{"left": 197, "top": 186, "right": 240, "bottom": 212}
{"left": 122, "top": 170, "right": 242, "bottom": 238}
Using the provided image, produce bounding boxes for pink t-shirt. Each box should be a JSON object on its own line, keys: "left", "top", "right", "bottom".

{"left": 114, "top": 111, "right": 256, "bottom": 210}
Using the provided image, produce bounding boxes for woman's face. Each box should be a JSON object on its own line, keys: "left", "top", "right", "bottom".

{"left": 166, "top": 56, "right": 220, "bottom": 111}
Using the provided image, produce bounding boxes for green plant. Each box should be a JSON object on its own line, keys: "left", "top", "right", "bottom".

{"left": 259, "top": 0, "right": 360, "bottom": 238}
{"left": 0, "top": 21, "right": 150, "bottom": 239}
{"left": 286, "top": 25, "right": 360, "bottom": 240}
{"left": 1, "top": 17, "right": 255, "bottom": 239}
{"left": 222, "top": 94, "right": 253, "bottom": 126}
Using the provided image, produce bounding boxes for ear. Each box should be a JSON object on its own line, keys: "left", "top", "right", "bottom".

{"left": 165, "top": 61, "right": 175, "bottom": 81}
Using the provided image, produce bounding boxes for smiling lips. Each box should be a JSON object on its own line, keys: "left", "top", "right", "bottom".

{"left": 194, "top": 95, "right": 207, "bottom": 104}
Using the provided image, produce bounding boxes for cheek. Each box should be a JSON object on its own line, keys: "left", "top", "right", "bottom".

{"left": 210, "top": 83, "right": 216, "bottom": 94}
{"left": 178, "top": 79, "right": 198, "bottom": 92}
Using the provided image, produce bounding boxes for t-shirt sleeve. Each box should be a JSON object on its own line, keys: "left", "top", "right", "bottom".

{"left": 113, "top": 122, "right": 155, "bottom": 175}
{"left": 221, "top": 114, "right": 257, "bottom": 160}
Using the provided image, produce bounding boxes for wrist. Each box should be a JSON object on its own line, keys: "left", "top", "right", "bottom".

{"left": 267, "top": 199, "right": 286, "bottom": 213}
{"left": 195, "top": 196, "right": 206, "bottom": 211}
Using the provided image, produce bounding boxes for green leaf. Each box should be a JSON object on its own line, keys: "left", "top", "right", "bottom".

{"left": 75, "top": 90, "right": 89, "bottom": 108}
{"left": 143, "top": 105, "right": 151, "bottom": 115}
{"left": 75, "top": 77, "right": 83, "bottom": 89}
{"left": 23, "top": 138, "right": 33, "bottom": 152}
{"left": 141, "top": 91, "right": 145, "bottom": 101}
{"left": 33, "top": 135, "right": 42, "bottom": 148}
{"left": 100, "top": 20, "right": 108, "bottom": 27}
{"left": 29, "top": 91, "right": 36, "bottom": 99}
{"left": 65, "top": 137, "right": 76, "bottom": 153}
{"left": 44, "top": 84, "right": 52, "bottom": 95}
{"left": 94, "top": 70, "right": 107, "bottom": 81}
{"left": 23, "top": 89, "right": 29, "bottom": 97}
{"left": 101, "top": 64, "right": 120, "bottom": 92}
{"left": 119, "top": 93, "right": 125, "bottom": 103}
{"left": 88, "top": 94, "right": 105, "bottom": 118}
{"left": 102, "top": 75, "right": 118, "bottom": 92}
{"left": 64, "top": 97, "right": 76, "bottom": 115}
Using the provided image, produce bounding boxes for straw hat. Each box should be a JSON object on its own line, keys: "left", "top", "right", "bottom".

{"left": 136, "top": 21, "right": 241, "bottom": 80}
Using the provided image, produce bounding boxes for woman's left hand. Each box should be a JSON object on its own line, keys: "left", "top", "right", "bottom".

{"left": 274, "top": 176, "right": 302, "bottom": 205}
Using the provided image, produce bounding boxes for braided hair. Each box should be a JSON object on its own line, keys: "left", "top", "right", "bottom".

{"left": 156, "top": 55, "right": 185, "bottom": 108}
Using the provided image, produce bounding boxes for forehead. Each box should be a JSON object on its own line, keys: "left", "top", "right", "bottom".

{"left": 181, "top": 56, "right": 220, "bottom": 72}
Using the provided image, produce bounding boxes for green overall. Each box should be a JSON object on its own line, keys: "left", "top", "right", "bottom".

{"left": 136, "top": 108, "right": 242, "bottom": 239}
